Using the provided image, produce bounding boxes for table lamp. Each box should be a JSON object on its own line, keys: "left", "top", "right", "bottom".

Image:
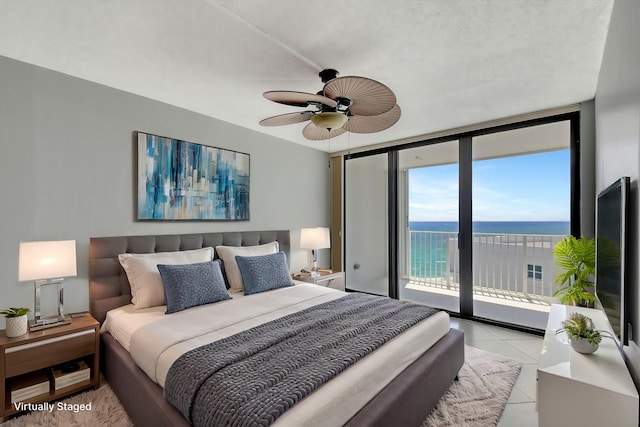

{"left": 18, "top": 240, "right": 77, "bottom": 331}
{"left": 300, "top": 227, "right": 330, "bottom": 277}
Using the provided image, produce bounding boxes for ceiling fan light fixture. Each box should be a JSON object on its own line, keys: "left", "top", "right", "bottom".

{"left": 311, "top": 112, "right": 347, "bottom": 131}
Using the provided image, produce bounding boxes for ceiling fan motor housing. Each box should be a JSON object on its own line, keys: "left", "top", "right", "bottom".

{"left": 319, "top": 68, "right": 339, "bottom": 83}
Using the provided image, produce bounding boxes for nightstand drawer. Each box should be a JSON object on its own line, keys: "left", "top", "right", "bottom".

{"left": 316, "top": 275, "right": 345, "bottom": 291}
{"left": 4, "top": 329, "right": 95, "bottom": 377}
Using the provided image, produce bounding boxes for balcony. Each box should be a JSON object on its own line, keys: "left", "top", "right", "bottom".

{"left": 402, "top": 231, "right": 566, "bottom": 329}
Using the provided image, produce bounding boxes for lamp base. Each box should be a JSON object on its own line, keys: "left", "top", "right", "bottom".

{"left": 29, "top": 316, "right": 71, "bottom": 332}
{"left": 309, "top": 258, "right": 321, "bottom": 278}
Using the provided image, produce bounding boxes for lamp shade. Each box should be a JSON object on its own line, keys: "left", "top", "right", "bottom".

{"left": 300, "top": 228, "right": 331, "bottom": 250}
{"left": 18, "top": 240, "right": 77, "bottom": 281}
{"left": 311, "top": 112, "right": 348, "bottom": 131}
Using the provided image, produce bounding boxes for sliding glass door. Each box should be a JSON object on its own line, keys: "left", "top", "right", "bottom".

{"left": 471, "top": 121, "right": 571, "bottom": 329}
{"left": 398, "top": 140, "right": 460, "bottom": 313}
{"left": 341, "top": 113, "right": 578, "bottom": 330}
{"left": 344, "top": 153, "right": 389, "bottom": 296}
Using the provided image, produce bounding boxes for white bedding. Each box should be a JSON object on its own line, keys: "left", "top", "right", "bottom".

{"left": 101, "top": 282, "right": 450, "bottom": 426}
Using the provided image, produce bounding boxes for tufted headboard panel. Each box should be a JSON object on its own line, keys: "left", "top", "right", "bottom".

{"left": 89, "top": 230, "right": 290, "bottom": 324}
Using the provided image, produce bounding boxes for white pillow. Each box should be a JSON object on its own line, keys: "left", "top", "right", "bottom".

{"left": 215, "top": 242, "right": 279, "bottom": 293}
{"left": 118, "top": 247, "right": 214, "bottom": 309}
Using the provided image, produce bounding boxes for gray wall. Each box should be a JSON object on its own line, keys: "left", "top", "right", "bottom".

{"left": 0, "top": 55, "right": 330, "bottom": 328}
{"left": 580, "top": 99, "right": 596, "bottom": 238}
{"left": 594, "top": 0, "right": 640, "bottom": 383}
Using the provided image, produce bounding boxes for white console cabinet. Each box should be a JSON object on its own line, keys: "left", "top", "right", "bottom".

{"left": 537, "top": 304, "right": 638, "bottom": 427}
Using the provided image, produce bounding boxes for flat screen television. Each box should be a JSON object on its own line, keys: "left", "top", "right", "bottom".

{"left": 596, "top": 176, "right": 630, "bottom": 346}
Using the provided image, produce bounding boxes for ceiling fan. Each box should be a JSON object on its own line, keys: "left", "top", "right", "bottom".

{"left": 259, "top": 69, "right": 401, "bottom": 141}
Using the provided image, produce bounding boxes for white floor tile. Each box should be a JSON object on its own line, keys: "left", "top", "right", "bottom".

{"left": 466, "top": 340, "right": 538, "bottom": 364}
{"left": 482, "top": 324, "right": 540, "bottom": 341}
{"left": 504, "top": 339, "right": 544, "bottom": 362}
{"left": 451, "top": 319, "right": 502, "bottom": 342}
{"left": 498, "top": 402, "right": 538, "bottom": 427}
{"left": 507, "top": 386, "right": 535, "bottom": 404}
{"left": 513, "top": 364, "right": 538, "bottom": 401}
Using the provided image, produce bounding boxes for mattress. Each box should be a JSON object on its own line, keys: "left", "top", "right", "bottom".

{"left": 101, "top": 282, "right": 450, "bottom": 426}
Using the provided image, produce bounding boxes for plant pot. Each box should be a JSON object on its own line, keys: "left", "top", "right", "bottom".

{"left": 570, "top": 337, "right": 599, "bottom": 354}
{"left": 5, "top": 314, "right": 28, "bottom": 338}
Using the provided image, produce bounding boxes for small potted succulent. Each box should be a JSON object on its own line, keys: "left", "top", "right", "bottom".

{"left": 558, "top": 312, "right": 602, "bottom": 354}
{"left": 1, "top": 307, "right": 30, "bottom": 338}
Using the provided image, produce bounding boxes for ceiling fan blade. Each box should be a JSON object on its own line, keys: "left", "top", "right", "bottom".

{"left": 259, "top": 111, "right": 313, "bottom": 126}
{"left": 302, "top": 122, "right": 347, "bottom": 140}
{"left": 263, "top": 91, "right": 337, "bottom": 108}
{"left": 323, "top": 76, "right": 396, "bottom": 116}
{"left": 344, "top": 105, "right": 401, "bottom": 133}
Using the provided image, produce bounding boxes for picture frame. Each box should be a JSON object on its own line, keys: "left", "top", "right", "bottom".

{"left": 137, "top": 132, "right": 249, "bottom": 221}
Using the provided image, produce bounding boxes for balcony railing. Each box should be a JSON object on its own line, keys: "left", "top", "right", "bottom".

{"left": 406, "top": 231, "right": 566, "bottom": 301}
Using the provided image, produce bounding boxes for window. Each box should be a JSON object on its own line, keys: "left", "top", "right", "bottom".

{"left": 527, "top": 264, "right": 542, "bottom": 280}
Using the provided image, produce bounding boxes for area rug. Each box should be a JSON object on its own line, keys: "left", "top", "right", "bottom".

{"left": 423, "top": 345, "right": 522, "bottom": 427}
{"left": 2, "top": 346, "right": 520, "bottom": 427}
{"left": 1, "top": 383, "right": 132, "bottom": 427}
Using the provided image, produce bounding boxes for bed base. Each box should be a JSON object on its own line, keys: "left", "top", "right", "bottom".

{"left": 345, "top": 328, "right": 464, "bottom": 427}
{"left": 102, "top": 328, "right": 464, "bottom": 427}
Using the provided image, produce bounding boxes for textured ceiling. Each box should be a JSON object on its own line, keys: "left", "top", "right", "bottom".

{"left": 0, "top": 1, "right": 613, "bottom": 152}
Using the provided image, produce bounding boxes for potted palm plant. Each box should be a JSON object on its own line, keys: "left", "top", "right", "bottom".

{"left": 1, "top": 307, "right": 30, "bottom": 337}
{"left": 553, "top": 235, "right": 596, "bottom": 307}
{"left": 557, "top": 312, "right": 602, "bottom": 354}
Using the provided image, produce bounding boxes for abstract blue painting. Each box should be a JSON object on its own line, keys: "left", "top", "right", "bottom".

{"left": 137, "top": 132, "right": 249, "bottom": 220}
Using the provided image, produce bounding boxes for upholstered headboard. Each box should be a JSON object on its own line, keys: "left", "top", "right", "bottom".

{"left": 89, "top": 230, "right": 290, "bottom": 324}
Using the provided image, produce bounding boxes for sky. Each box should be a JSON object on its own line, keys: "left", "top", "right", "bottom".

{"left": 409, "top": 150, "right": 570, "bottom": 222}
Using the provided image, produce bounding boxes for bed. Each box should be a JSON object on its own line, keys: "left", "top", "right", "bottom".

{"left": 89, "top": 230, "right": 464, "bottom": 427}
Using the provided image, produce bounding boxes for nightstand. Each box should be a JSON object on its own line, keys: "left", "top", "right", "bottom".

{"left": 0, "top": 315, "right": 100, "bottom": 420}
{"left": 295, "top": 271, "right": 345, "bottom": 291}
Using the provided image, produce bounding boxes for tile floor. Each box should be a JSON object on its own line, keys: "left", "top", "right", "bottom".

{"left": 449, "top": 317, "right": 543, "bottom": 427}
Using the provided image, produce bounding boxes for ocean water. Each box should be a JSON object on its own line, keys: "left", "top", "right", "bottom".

{"left": 410, "top": 221, "right": 570, "bottom": 235}
{"left": 409, "top": 221, "right": 570, "bottom": 278}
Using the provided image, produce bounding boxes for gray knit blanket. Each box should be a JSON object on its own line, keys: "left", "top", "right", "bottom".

{"left": 164, "top": 293, "right": 437, "bottom": 427}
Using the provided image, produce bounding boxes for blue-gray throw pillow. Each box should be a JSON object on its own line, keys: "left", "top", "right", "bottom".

{"left": 157, "top": 260, "right": 231, "bottom": 314}
{"left": 235, "top": 252, "right": 295, "bottom": 295}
